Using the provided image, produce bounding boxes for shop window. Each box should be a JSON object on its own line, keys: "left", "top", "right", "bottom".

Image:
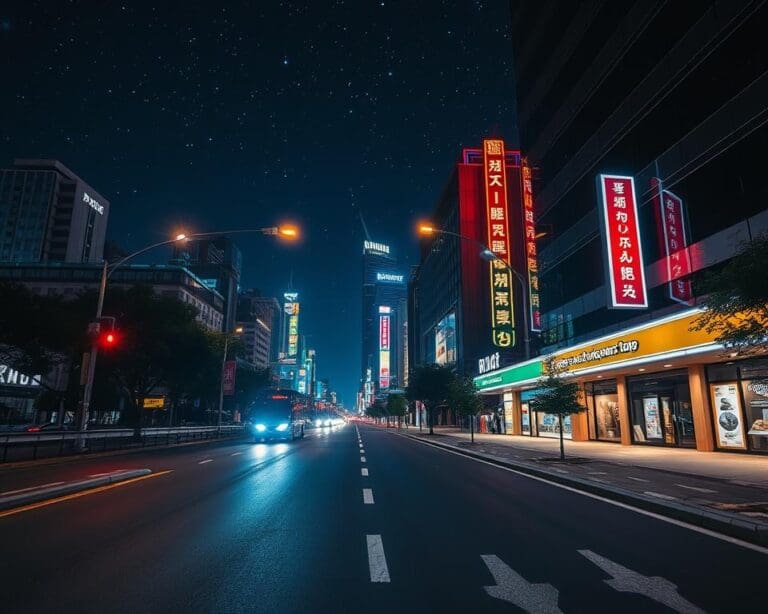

{"left": 628, "top": 370, "right": 695, "bottom": 447}
{"left": 585, "top": 380, "right": 621, "bottom": 442}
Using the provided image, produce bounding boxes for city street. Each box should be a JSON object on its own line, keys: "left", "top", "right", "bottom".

{"left": 1, "top": 423, "right": 764, "bottom": 613}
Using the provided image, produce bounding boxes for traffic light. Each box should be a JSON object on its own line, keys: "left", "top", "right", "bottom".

{"left": 99, "top": 330, "right": 119, "bottom": 349}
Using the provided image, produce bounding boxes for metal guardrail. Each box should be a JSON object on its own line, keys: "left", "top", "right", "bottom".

{"left": 0, "top": 425, "right": 246, "bottom": 463}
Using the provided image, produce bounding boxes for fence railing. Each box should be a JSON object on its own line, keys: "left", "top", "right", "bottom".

{"left": 0, "top": 425, "right": 246, "bottom": 463}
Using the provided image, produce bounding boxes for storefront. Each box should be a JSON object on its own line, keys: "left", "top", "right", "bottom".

{"left": 474, "top": 308, "right": 768, "bottom": 454}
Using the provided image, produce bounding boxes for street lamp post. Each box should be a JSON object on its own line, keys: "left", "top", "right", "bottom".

{"left": 418, "top": 224, "right": 531, "bottom": 360}
{"left": 76, "top": 225, "right": 299, "bottom": 445}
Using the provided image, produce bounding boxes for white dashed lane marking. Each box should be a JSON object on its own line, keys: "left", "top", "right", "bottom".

{"left": 363, "top": 488, "right": 374, "bottom": 504}
{"left": 230, "top": 452, "right": 242, "bottom": 456}
{"left": 198, "top": 459, "right": 213, "bottom": 465}
{"left": 628, "top": 476, "right": 650, "bottom": 483}
{"left": 676, "top": 484, "right": 717, "bottom": 494}
{"left": 366, "top": 535, "right": 391, "bottom": 583}
{"left": 361, "top": 468, "right": 369, "bottom": 476}
{"left": 360, "top": 456, "right": 367, "bottom": 463}
{"left": 644, "top": 491, "right": 677, "bottom": 500}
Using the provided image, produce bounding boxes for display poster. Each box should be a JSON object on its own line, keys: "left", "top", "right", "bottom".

{"left": 711, "top": 383, "right": 747, "bottom": 449}
{"left": 521, "top": 404, "right": 530, "bottom": 434}
{"left": 743, "top": 380, "right": 768, "bottom": 437}
{"left": 642, "top": 397, "right": 663, "bottom": 440}
{"left": 223, "top": 360, "right": 237, "bottom": 396}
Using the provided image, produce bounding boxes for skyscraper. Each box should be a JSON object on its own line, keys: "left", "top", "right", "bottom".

{"left": 237, "top": 290, "right": 282, "bottom": 369}
{"left": 0, "top": 159, "right": 110, "bottom": 264}
{"left": 361, "top": 240, "right": 407, "bottom": 406}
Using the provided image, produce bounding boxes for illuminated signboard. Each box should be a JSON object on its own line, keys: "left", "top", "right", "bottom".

{"left": 82, "top": 192, "right": 104, "bottom": 215}
{"left": 435, "top": 312, "right": 456, "bottom": 366}
{"left": 652, "top": 179, "right": 694, "bottom": 306}
{"left": 0, "top": 365, "right": 41, "bottom": 387}
{"left": 520, "top": 159, "right": 541, "bottom": 332}
{"left": 364, "top": 240, "right": 390, "bottom": 255}
{"left": 284, "top": 298, "right": 300, "bottom": 358}
{"left": 379, "top": 309, "right": 391, "bottom": 389}
{"left": 483, "top": 139, "right": 514, "bottom": 348}
{"left": 143, "top": 397, "right": 165, "bottom": 409}
{"left": 597, "top": 174, "right": 648, "bottom": 309}
{"left": 376, "top": 272, "right": 404, "bottom": 284}
{"left": 223, "top": 360, "right": 237, "bottom": 396}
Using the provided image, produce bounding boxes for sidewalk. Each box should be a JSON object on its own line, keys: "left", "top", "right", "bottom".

{"left": 393, "top": 425, "right": 768, "bottom": 542}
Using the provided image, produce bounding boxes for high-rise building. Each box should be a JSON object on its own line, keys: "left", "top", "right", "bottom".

{"left": 236, "top": 290, "right": 281, "bottom": 369}
{"left": 171, "top": 236, "right": 241, "bottom": 331}
{"left": 361, "top": 240, "right": 407, "bottom": 404}
{"left": 472, "top": 2, "right": 768, "bottom": 454}
{"left": 0, "top": 159, "right": 109, "bottom": 264}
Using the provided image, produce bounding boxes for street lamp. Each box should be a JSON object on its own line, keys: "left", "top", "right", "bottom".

{"left": 417, "top": 223, "right": 532, "bottom": 360}
{"left": 77, "top": 224, "right": 299, "bottom": 443}
{"left": 217, "top": 325, "right": 243, "bottom": 437}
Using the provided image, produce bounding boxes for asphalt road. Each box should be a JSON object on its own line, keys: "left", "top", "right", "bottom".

{"left": 0, "top": 422, "right": 764, "bottom": 613}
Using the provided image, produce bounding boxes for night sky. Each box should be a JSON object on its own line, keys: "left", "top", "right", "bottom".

{"left": 1, "top": 1, "right": 517, "bottom": 405}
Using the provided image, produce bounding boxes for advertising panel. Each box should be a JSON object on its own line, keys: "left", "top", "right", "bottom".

{"left": 659, "top": 187, "right": 694, "bottom": 306}
{"left": 379, "top": 351, "right": 390, "bottom": 389}
{"left": 223, "top": 360, "right": 237, "bottom": 396}
{"left": 642, "top": 397, "right": 663, "bottom": 440}
{"left": 434, "top": 312, "right": 456, "bottom": 366}
{"left": 142, "top": 397, "right": 165, "bottom": 409}
{"left": 287, "top": 305, "right": 300, "bottom": 358}
{"left": 597, "top": 174, "right": 648, "bottom": 309}
{"left": 379, "top": 314, "right": 390, "bottom": 351}
{"left": 520, "top": 159, "right": 541, "bottom": 331}
{"left": 379, "top": 310, "right": 391, "bottom": 389}
{"left": 711, "top": 383, "right": 747, "bottom": 449}
{"left": 483, "top": 138, "right": 514, "bottom": 348}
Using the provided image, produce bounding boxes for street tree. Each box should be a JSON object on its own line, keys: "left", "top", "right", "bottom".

{"left": 692, "top": 233, "right": 768, "bottom": 359}
{"left": 528, "top": 359, "right": 585, "bottom": 460}
{"left": 449, "top": 375, "right": 484, "bottom": 443}
{"left": 386, "top": 392, "right": 408, "bottom": 428}
{"left": 406, "top": 364, "right": 455, "bottom": 435}
{"left": 366, "top": 398, "right": 386, "bottom": 424}
{"left": 96, "top": 286, "right": 218, "bottom": 437}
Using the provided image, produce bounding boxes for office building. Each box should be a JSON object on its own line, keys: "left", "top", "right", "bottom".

{"left": 475, "top": 2, "right": 768, "bottom": 453}
{"left": 0, "top": 159, "right": 109, "bottom": 264}
{"left": 361, "top": 240, "right": 407, "bottom": 406}
{"left": 237, "top": 291, "right": 281, "bottom": 369}
{"left": 171, "top": 236, "right": 241, "bottom": 331}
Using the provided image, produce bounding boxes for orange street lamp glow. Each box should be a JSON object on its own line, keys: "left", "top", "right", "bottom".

{"left": 278, "top": 224, "right": 299, "bottom": 239}
{"left": 174, "top": 233, "right": 188, "bottom": 241}
{"left": 417, "top": 223, "right": 436, "bottom": 236}
{"left": 234, "top": 326, "right": 244, "bottom": 334}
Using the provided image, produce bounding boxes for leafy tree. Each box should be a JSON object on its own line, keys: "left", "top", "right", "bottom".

{"left": 449, "top": 375, "right": 484, "bottom": 443}
{"left": 406, "top": 364, "right": 455, "bottom": 435}
{"left": 529, "top": 359, "right": 585, "bottom": 460}
{"left": 96, "top": 286, "right": 218, "bottom": 437}
{"left": 366, "top": 398, "right": 386, "bottom": 423}
{"left": 233, "top": 366, "right": 272, "bottom": 419}
{"left": 386, "top": 392, "right": 408, "bottom": 428}
{"left": 692, "top": 234, "right": 768, "bottom": 359}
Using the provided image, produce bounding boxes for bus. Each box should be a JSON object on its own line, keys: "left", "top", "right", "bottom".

{"left": 247, "top": 390, "right": 307, "bottom": 442}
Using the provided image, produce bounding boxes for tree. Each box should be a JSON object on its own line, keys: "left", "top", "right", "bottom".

{"left": 366, "top": 398, "right": 386, "bottom": 423}
{"left": 406, "top": 364, "right": 455, "bottom": 435}
{"left": 692, "top": 233, "right": 768, "bottom": 359}
{"left": 528, "top": 359, "right": 585, "bottom": 460}
{"left": 96, "top": 286, "right": 219, "bottom": 437}
{"left": 386, "top": 393, "right": 408, "bottom": 428}
{"left": 449, "top": 375, "right": 484, "bottom": 443}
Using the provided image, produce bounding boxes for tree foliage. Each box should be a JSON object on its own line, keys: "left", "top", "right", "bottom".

{"left": 529, "top": 359, "right": 585, "bottom": 460}
{"left": 406, "top": 364, "right": 456, "bottom": 434}
{"left": 692, "top": 233, "right": 768, "bottom": 356}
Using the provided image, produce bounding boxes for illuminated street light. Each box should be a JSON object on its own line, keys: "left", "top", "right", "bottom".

{"left": 417, "top": 222, "right": 435, "bottom": 236}
{"left": 278, "top": 224, "right": 299, "bottom": 239}
{"left": 175, "top": 233, "right": 188, "bottom": 241}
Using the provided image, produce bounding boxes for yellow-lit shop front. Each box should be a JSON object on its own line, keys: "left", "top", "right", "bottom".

{"left": 475, "top": 309, "right": 768, "bottom": 454}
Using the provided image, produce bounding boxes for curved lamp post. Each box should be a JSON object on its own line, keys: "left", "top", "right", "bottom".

{"left": 417, "top": 223, "right": 531, "bottom": 360}
{"left": 77, "top": 224, "right": 299, "bottom": 441}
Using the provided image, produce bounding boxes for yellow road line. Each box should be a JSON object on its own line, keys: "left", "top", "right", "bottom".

{"left": 0, "top": 470, "right": 174, "bottom": 519}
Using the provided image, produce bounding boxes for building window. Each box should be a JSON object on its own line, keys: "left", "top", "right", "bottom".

{"left": 585, "top": 379, "right": 621, "bottom": 442}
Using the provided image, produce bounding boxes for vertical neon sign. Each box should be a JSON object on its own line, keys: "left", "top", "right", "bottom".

{"left": 521, "top": 159, "right": 541, "bottom": 332}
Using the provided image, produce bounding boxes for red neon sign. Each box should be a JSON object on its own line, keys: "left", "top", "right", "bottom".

{"left": 659, "top": 188, "right": 694, "bottom": 306}
{"left": 379, "top": 315, "right": 390, "bottom": 351}
{"left": 598, "top": 174, "right": 648, "bottom": 309}
{"left": 483, "top": 139, "right": 514, "bottom": 348}
{"left": 520, "top": 159, "right": 541, "bottom": 332}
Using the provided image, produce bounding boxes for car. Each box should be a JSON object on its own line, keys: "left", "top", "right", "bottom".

{"left": 249, "top": 391, "right": 305, "bottom": 442}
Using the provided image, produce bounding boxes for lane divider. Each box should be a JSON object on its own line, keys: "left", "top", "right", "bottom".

{"left": 198, "top": 459, "right": 213, "bottom": 465}
{"left": 366, "top": 534, "right": 391, "bottom": 583}
{"left": 361, "top": 468, "right": 369, "bottom": 476}
{"left": 363, "top": 488, "right": 375, "bottom": 504}
{"left": 0, "top": 470, "right": 173, "bottom": 518}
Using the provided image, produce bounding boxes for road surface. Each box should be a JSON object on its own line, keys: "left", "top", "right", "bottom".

{"left": 0, "top": 423, "right": 763, "bottom": 613}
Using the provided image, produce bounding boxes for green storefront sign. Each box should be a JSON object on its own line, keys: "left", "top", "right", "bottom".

{"left": 474, "top": 359, "right": 543, "bottom": 392}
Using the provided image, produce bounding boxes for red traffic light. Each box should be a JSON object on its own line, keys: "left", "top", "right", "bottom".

{"left": 99, "top": 331, "right": 119, "bottom": 348}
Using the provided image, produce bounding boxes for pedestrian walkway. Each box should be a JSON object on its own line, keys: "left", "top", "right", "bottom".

{"left": 395, "top": 425, "right": 768, "bottom": 529}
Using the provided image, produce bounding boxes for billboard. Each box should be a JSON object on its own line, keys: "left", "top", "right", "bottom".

{"left": 435, "top": 312, "right": 456, "bottom": 366}
{"left": 284, "top": 300, "right": 300, "bottom": 358}
{"left": 597, "top": 174, "right": 648, "bottom": 309}
{"left": 379, "top": 309, "right": 391, "bottom": 389}
{"left": 652, "top": 179, "right": 694, "bottom": 306}
{"left": 520, "top": 159, "right": 541, "bottom": 332}
{"left": 483, "top": 139, "right": 514, "bottom": 348}
{"left": 223, "top": 360, "right": 237, "bottom": 396}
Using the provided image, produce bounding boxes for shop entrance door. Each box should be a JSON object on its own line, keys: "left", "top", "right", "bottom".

{"left": 633, "top": 390, "right": 695, "bottom": 447}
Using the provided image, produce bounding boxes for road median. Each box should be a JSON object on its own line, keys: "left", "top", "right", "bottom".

{"left": 0, "top": 469, "right": 152, "bottom": 512}
{"left": 400, "top": 432, "right": 768, "bottom": 547}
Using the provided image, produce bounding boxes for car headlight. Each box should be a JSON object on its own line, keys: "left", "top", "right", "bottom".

{"left": 276, "top": 423, "right": 289, "bottom": 432}
{"left": 315, "top": 419, "right": 323, "bottom": 426}
{"left": 255, "top": 424, "right": 266, "bottom": 432}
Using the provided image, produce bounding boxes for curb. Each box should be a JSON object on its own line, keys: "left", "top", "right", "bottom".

{"left": 402, "top": 433, "right": 768, "bottom": 547}
{"left": 0, "top": 469, "right": 152, "bottom": 511}
{"left": 0, "top": 435, "right": 245, "bottom": 471}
